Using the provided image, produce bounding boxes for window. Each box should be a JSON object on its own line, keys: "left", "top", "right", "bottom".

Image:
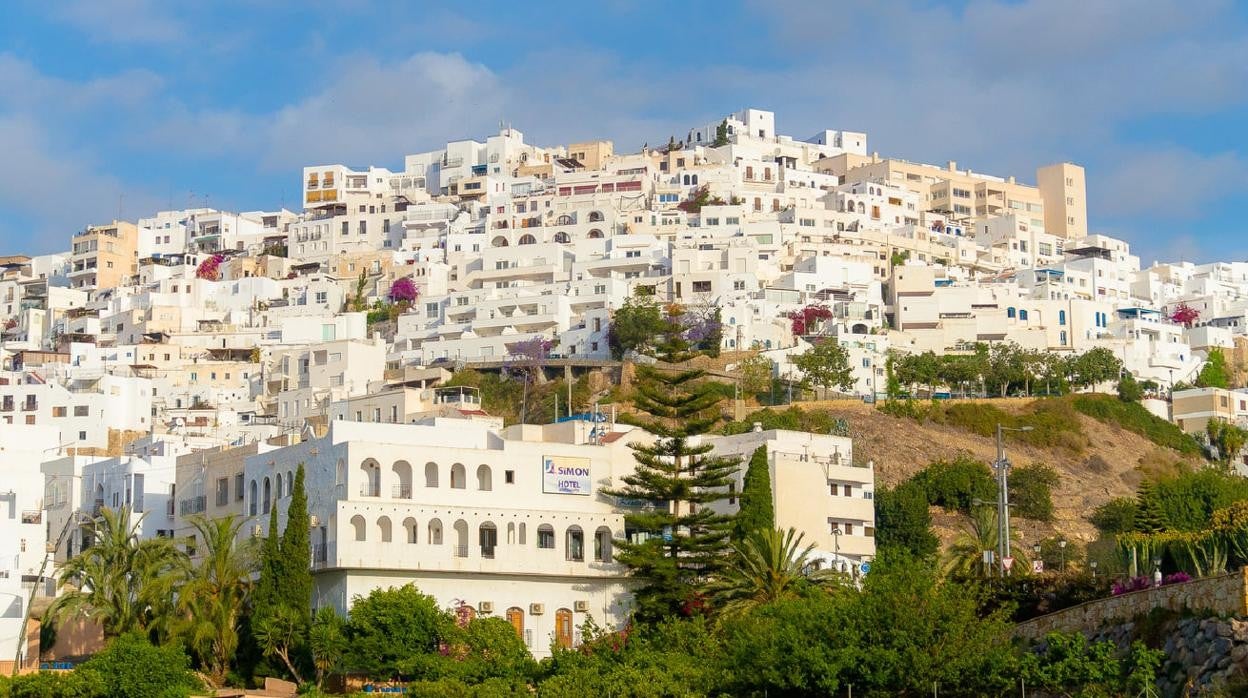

{"left": 78, "top": 430, "right": 87, "bottom": 440}
{"left": 216, "top": 478, "right": 229, "bottom": 506}
{"left": 566, "top": 526, "right": 584, "bottom": 561}
{"left": 692, "top": 281, "right": 712, "bottom": 293}
{"left": 315, "top": 291, "right": 327, "bottom": 304}
{"left": 235, "top": 473, "right": 245, "bottom": 501}
{"left": 504, "top": 470, "right": 515, "bottom": 484}
{"left": 733, "top": 280, "right": 746, "bottom": 291}
{"left": 74, "top": 406, "right": 89, "bottom": 417}
{"left": 538, "top": 525, "right": 555, "bottom": 549}
{"left": 52, "top": 406, "right": 66, "bottom": 417}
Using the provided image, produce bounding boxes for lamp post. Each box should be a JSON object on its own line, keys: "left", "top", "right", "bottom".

{"left": 1033, "top": 543, "right": 1042, "bottom": 573}
{"left": 994, "top": 423, "right": 1033, "bottom": 576}
{"left": 1059, "top": 539, "right": 1067, "bottom": 573}
{"left": 1153, "top": 558, "right": 1163, "bottom": 587}
{"left": 1090, "top": 560, "right": 1098, "bottom": 578}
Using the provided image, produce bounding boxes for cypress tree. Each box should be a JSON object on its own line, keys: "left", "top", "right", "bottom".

{"left": 733, "top": 446, "right": 774, "bottom": 540}
{"left": 605, "top": 307, "right": 739, "bottom": 621}
{"left": 253, "top": 500, "right": 283, "bottom": 620}
{"left": 279, "top": 463, "right": 313, "bottom": 626}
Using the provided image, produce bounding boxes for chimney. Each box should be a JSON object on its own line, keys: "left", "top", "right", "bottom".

{"left": 947, "top": 161, "right": 957, "bottom": 172}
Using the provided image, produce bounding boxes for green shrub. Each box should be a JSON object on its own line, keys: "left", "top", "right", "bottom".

{"left": 1090, "top": 497, "right": 1139, "bottom": 534}
{"left": 75, "top": 633, "right": 200, "bottom": 698}
{"left": 876, "top": 399, "right": 933, "bottom": 421}
{"left": 912, "top": 456, "right": 995, "bottom": 513}
{"left": 1141, "top": 469, "right": 1248, "bottom": 532}
{"left": 874, "top": 481, "right": 939, "bottom": 558}
{"left": 925, "top": 400, "right": 1086, "bottom": 453}
{"left": 1072, "top": 394, "right": 1202, "bottom": 456}
{"left": 722, "top": 407, "right": 846, "bottom": 436}
{"left": 1009, "top": 463, "right": 1058, "bottom": 521}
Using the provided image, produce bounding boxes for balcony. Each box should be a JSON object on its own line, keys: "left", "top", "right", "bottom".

{"left": 92, "top": 499, "right": 105, "bottom": 517}
{"left": 454, "top": 545, "right": 469, "bottom": 558}
{"left": 359, "top": 483, "right": 380, "bottom": 497}
{"left": 392, "top": 484, "right": 412, "bottom": 499}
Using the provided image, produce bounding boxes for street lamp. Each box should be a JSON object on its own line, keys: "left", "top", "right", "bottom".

{"left": 1090, "top": 560, "right": 1098, "bottom": 578}
{"left": 1059, "top": 539, "right": 1067, "bottom": 573}
{"left": 994, "top": 424, "right": 1033, "bottom": 576}
{"left": 1153, "top": 558, "right": 1163, "bottom": 587}
{"left": 1033, "top": 543, "right": 1042, "bottom": 573}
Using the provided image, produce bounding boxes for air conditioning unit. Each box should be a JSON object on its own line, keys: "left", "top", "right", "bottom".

{"left": 529, "top": 603, "right": 545, "bottom": 616}
{"left": 574, "top": 600, "right": 589, "bottom": 613}
{"left": 478, "top": 601, "right": 494, "bottom": 614}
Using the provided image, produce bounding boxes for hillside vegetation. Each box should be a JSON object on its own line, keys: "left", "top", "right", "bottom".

{"left": 738, "top": 395, "right": 1202, "bottom": 548}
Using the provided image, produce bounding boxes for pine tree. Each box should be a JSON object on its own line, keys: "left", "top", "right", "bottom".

{"left": 1134, "top": 480, "right": 1168, "bottom": 533}
{"left": 605, "top": 307, "right": 739, "bottom": 621}
{"left": 279, "top": 464, "right": 313, "bottom": 626}
{"left": 733, "top": 446, "right": 774, "bottom": 540}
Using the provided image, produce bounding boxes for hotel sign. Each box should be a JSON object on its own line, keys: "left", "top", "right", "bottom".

{"left": 543, "top": 455, "right": 592, "bottom": 496}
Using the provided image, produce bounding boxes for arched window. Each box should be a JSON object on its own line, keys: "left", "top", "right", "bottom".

{"left": 479, "top": 522, "right": 497, "bottom": 558}
{"left": 518, "top": 522, "right": 527, "bottom": 545}
{"left": 249, "top": 480, "right": 258, "bottom": 516}
{"left": 587, "top": 229, "right": 604, "bottom": 239}
{"left": 428, "top": 518, "right": 443, "bottom": 545}
{"left": 1007, "top": 307, "right": 1016, "bottom": 319}
{"left": 764, "top": 167, "right": 771, "bottom": 181}
{"left": 393, "top": 460, "right": 413, "bottom": 499}
{"left": 1019, "top": 309, "right": 1029, "bottom": 321}
{"left": 491, "top": 236, "right": 509, "bottom": 247}
{"left": 507, "top": 522, "right": 516, "bottom": 544}
{"left": 588, "top": 211, "right": 604, "bottom": 222}
{"left": 425, "top": 462, "right": 439, "bottom": 488}
{"left": 336, "top": 459, "right": 346, "bottom": 487}
{"left": 856, "top": 201, "right": 865, "bottom": 214}
{"left": 682, "top": 174, "right": 690, "bottom": 185}
{"left": 1059, "top": 310, "right": 1067, "bottom": 326}
{"left": 403, "top": 517, "right": 418, "bottom": 544}
{"left": 537, "top": 524, "right": 555, "bottom": 549}
{"left": 275, "top": 475, "right": 283, "bottom": 499}
{"left": 518, "top": 234, "right": 537, "bottom": 245}
{"left": 566, "top": 526, "right": 584, "bottom": 561}
{"left": 360, "top": 459, "right": 380, "bottom": 497}
{"left": 263, "top": 477, "right": 272, "bottom": 514}
{"left": 553, "top": 232, "right": 570, "bottom": 244}
{"left": 450, "top": 463, "right": 466, "bottom": 489}
{"left": 453, "top": 520, "right": 469, "bottom": 557}
{"left": 378, "top": 516, "right": 392, "bottom": 543}
{"left": 506, "top": 607, "right": 524, "bottom": 638}
{"left": 691, "top": 174, "right": 698, "bottom": 185}
{"left": 476, "top": 464, "right": 492, "bottom": 491}
{"left": 286, "top": 471, "right": 293, "bottom": 498}
{"left": 555, "top": 608, "right": 574, "bottom": 648}
{"left": 350, "top": 515, "right": 366, "bottom": 542}
{"left": 594, "top": 527, "right": 613, "bottom": 562}
{"left": 556, "top": 214, "right": 574, "bottom": 226}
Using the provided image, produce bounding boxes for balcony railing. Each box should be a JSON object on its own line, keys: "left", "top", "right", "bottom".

{"left": 392, "top": 484, "right": 412, "bottom": 499}
{"left": 454, "top": 545, "right": 469, "bottom": 558}
{"left": 481, "top": 546, "right": 495, "bottom": 559}
{"left": 359, "top": 484, "right": 380, "bottom": 497}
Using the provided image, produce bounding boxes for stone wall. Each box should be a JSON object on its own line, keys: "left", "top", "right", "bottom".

{"left": 1017, "top": 567, "right": 1248, "bottom": 642}
{"left": 1088, "top": 616, "right": 1248, "bottom": 694}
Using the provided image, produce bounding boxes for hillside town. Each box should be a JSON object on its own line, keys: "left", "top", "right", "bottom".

{"left": 3, "top": 107, "right": 1248, "bottom": 693}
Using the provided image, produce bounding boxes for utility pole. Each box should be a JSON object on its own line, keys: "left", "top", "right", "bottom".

{"left": 995, "top": 423, "right": 1033, "bottom": 576}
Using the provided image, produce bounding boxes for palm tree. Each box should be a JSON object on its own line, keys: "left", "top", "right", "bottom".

{"left": 254, "top": 605, "right": 306, "bottom": 685}
{"left": 942, "top": 506, "right": 1028, "bottom": 578}
{"left": 708, "top": 527, "right": 841, "bottom": 617}
{"left": 46, "top": 506, "right": 186, "bottom": 639}
{"left": 174, "top": 515, "right": 256, "bottom": 688}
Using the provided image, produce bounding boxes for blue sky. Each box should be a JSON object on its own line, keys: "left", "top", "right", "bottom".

{"left": 2, "top": 0, "right": 1246, "bottom": 264}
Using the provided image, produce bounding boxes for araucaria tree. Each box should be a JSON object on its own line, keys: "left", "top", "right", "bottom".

{"left": 605, "top": 306, "right": 740, "bottom": 620}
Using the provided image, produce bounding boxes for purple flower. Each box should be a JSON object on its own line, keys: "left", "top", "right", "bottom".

{"left": 389, "top": 276, "right": 419, "bottom": 303}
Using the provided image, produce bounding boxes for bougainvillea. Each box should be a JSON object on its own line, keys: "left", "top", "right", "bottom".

{"left": 1169, "top": 302, "right": 1199, "bottom": 328}
{"left": 195, "top": 254, "right": 225, "bottom": 281}
{"left": 788, "top": 304, "right": 833, "bottom": 336}
{"left": 388, "top": 276, "right": 419, "bottom": 304}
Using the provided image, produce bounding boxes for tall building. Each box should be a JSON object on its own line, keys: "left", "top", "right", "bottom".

{"left": 1036, "top": 162, "right": 1088, "bottom": 240}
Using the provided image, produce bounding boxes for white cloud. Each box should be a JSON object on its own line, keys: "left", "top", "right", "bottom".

{"left": 49, "top": 0, "right": 185, "bottom": 44}
{"left": 1094, "top": 148, "right": 1247, "bottom": 219}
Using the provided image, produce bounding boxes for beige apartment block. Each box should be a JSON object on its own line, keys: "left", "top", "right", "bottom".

{"left": 68, "top": 221, "right": 138, "bottom": 290}
{"left": 1171, "top": 387, "right": 1248, "bottom": 434}
{"left": 1036, "top": 162, "right": 1088, "bottom": 240}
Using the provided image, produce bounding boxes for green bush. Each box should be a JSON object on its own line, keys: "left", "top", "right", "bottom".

{"left": 1009, "top": 463, "right": 1059, "bottom": 521}
{"left": 912, "top": 456, "right": 996, "bottom": 514}
{"left": 874, "top": 481, "right": 939, "bottom": 557}
{"left": 76, "top": 632, "right": 200, "bottom": 698}
{"left": 1072, "top": 394, "right": 1202, "bottom": 456}
{"left": 721, "top": 407, "right": 846, "bottom": 436}
{"left": 875, "top": 399, "right": 933, "bottom": 421}
{"left": 0, "top": 670, "right": 101, "bottom": 698}
{"left": 1090, "top": 497, "right": 1139, "bottom": 534}
{"left": 1141, "top": 469, "right": 1248, "bottom": 532}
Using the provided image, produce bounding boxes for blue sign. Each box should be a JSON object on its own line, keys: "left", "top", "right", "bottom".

{"left": 662, "top": 526, "right": 673, "bottom": 542}
{"left": 859, "top": 562, "right": 871, "bottom": 575}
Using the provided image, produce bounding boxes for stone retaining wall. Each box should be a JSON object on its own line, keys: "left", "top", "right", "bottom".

{"left": 1016, "top": 567, "right": 1248, "bottom": 642}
